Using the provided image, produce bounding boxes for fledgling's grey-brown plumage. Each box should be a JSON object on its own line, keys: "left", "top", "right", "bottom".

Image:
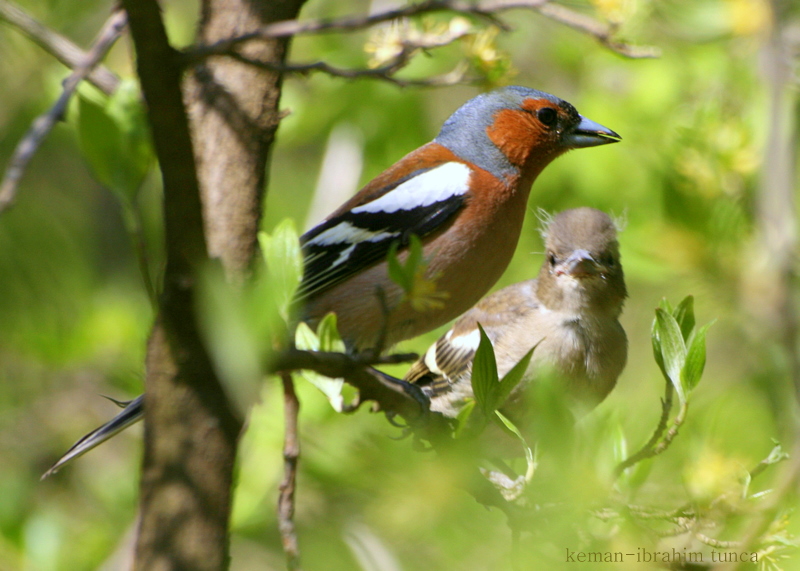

{"left": 404, "top": 207, "right": 627, "bottom": 418}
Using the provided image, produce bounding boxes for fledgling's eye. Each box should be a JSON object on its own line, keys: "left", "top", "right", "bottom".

{"left": 548, "top": 252, "right": 558, "bottom": 266}
{"left": 537, "top": 107, "right": 558, "bottom": 127}
{"left": 601, "top": 253, "right": 615, "bottom": 267}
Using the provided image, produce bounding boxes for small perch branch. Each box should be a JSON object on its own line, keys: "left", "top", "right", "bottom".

{"left": 271, "top": 348, "right": 427, "bottom": 420}
{"left": 278, "top": 373, "right": 302, "bottom": 571}
{"left": 0, "top": 0, "right": 120, "bottom": 94}
{"left": 0, "top": 9, "right": 127, "bottom": 214}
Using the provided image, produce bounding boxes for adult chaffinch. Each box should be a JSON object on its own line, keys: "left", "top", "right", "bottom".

{"left": 300, "top": 86, "right": 620, "bottom": 351}
{"left": 43, "top": 88, "right": 619, "bottom": 477}
{"left": 404, "top": 207, "right": 627, "bottom": 419}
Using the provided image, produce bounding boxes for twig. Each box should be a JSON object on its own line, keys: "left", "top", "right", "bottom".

{"left": 0, "top": 0, "right": 120, "bottom": 94}
{"left": 185, "top": 0, "right": 657, "bottom": 63}
{"left": 0, "top": 9, "right": 127, "bottom": 214}
{"left": 278, "top": 373, "right": 302, "bottom": 571}
{"left": 536, "top": 3, "right": 659, "bottom": 59}
{"left": 694, "top": 532, "right": 742, "bottom": 550}
{"left": 613, "top": 376, "right": 674, "bottom": 477}
{"left": 229, "top": 48, "right": 470, "bottom": 88}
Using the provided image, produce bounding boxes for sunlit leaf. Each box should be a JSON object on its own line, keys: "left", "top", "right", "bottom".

{"left": 651, "top": 313, "right": 667, "bottom": 380}
{"left": 386, "top": 240, "right": 409, "bottom": 292}
{"left": 673, "top": 295, "right": 696, "bottom": 342}
{"left": 495, "top": 410, "right": 535, "bottom": 480}
{"left": 386, "top": 235, "right": 447, "bottom": 311}
{"left": 494, "top": 343, "right": 536, "bottom": 413}
{"left": 259, "top": 220, "right": 303, "bottom": 319}
{"left": 106, "top": 80, "right": 153, "bottom": 191}
{"left": 316, "top": 313, "right": 345, "bottom": 353}
{"left": 453, "top": 398, "right": 476, "bottom": 438}
{"left": 406, "top": 234, "right": 423, "bottom": 279}
{"left": 682, "top": 320, "right": 714, "bottom": 392}
{"left": 611, "top": 422, "right": 628, "bottom": 466}
{"left": 654, "top": 308, "right": 687, "bottom": 403}
{"left": 294, "top": 318, "right": 344, "bottom": 412}
{"left": 76, "top": 79, "right": 153, "bottom": 205}
{"left": 294, "top": 322, "right": 319, "bottom": 351}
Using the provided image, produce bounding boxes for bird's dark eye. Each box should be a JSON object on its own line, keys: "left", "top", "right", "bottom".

{"left": 602, "top": 254, "right": 615, "bottom": 267}
{"left": 548, "top": 252, "right": 557, "bottom": 266}
{"left": 537, "top": 107, "right": 558, "bottom": 127}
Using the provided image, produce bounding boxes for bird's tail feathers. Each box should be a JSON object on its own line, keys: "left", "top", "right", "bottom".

{"left": 41, "top": 394, "right": 144, "bottom": 479}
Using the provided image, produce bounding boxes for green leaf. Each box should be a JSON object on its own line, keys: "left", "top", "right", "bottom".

{"left": 682, "top": 320, "right": 714, "bottom": 393}
{"left": 495, "top": 410, "right": 535, "bottom": 477}
{"left": 470, "top": 324, "right": 499, "bottom": 418}
{"left": 76, "top": 80, "right": 153, "bottom": 205}
{"left": 654, "top": 308, "right": 687, "bottom": 403}
{"left": 107, "top": 81, "right": 153, "bottom": 188}
{"left": 294, "top": 322, "right": 319, "bottom": 351}
{"left": 386, "top": 240, "right": 408, "bottom": 292}
{"left": 453, "top": 399, "right": 476, "bottom": 438}
{"left": 494, "top": 343, "right": 536, "bottom": 412}
{"left": 259, "top": 220, "right": 303, "bottom": 318}
{"left": 673, "top": 295, "right": 695, "bottom": 342}
{"left": 294, "top": 319, "right": 344, "bottom": 411}
{"left": 316, "top": 313, "right": 345, "bottom": 353}
{"left": 406, "top": 235, "right": 423, "bottom": 278}
{"left": 658, "top": 297, "right": 674, "bottom": 314}
{"left": 386, "top": 235, "right": 424, "bottom": 294}
{"left": 651, "top": 314, "right": 667, "bottom": 381}
{"left": 612, "top": 422, "right": 628, "bottom": 466}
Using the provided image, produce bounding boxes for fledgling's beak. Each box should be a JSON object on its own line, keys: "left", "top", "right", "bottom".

{"left": 556, "top": 249, "right": 601, "bottom": 278}
{"left": 563, "top": 115, "right": 621, "bottom": 148}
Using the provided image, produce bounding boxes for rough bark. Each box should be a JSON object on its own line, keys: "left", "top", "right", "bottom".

{"left": 187, "top": 0, "right": 306, "bottom": 279}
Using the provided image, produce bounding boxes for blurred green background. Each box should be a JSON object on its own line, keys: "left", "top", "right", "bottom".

{"left": 1, "top": 0, "right": 799, "bottom": 569}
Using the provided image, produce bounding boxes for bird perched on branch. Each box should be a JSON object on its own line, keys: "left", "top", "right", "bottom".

{"left": 43, "top": 87, "right": 619, "bottom": 477}
{"left": 404, "top": 208, "right": 627, "bottom": 419}
{"left": 300, "top": 86, "right": 620, "bottom": 351}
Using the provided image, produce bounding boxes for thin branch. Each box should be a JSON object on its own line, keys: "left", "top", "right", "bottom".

{"left": 694, "top": 532, "right": 742, "bottom": 550}
{"left": 0, "top": 0, "right": 120, "bottom": 94}
{"left": 228, "top": 41, "right": 471, "bottom": 87}
{"left": 613, "top": 376, "right": 674, "bottom": 477}
{"left": 185, "top": 0, "right": 657, "bottom": 64}
{"left": 0, "top": 9, "right": 127, "bottom": 214}
{"left": 278, "top": 373, "right": 302, "bottom": 571}
{"left": 536, "top": 3, "right": 659, "bottom": 59}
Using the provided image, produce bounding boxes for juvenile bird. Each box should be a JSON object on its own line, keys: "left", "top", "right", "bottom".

{"left": 43, "top": 88, "right": 619, "bottom": 477}
{"left": 404, "top": 208, "right": 627, "bottom": 419}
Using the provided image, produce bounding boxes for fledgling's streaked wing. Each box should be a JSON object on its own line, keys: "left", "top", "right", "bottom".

{"left": 405, "top": 279, "right": 540, "bottom": 396}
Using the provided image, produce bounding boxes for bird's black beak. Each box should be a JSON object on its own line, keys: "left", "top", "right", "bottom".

{"left": 563, "top": 115, "right": 621, "bottom": 148}
{"left": 556, "top": 249, "right": 601, "bottom": 278}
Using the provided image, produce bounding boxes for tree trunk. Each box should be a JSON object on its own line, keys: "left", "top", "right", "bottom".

{"left": 188, "top": 0, "right": 307, "bottom": 278}
{"left": 122, "top": 0, "right": 306, "bottom": 569}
